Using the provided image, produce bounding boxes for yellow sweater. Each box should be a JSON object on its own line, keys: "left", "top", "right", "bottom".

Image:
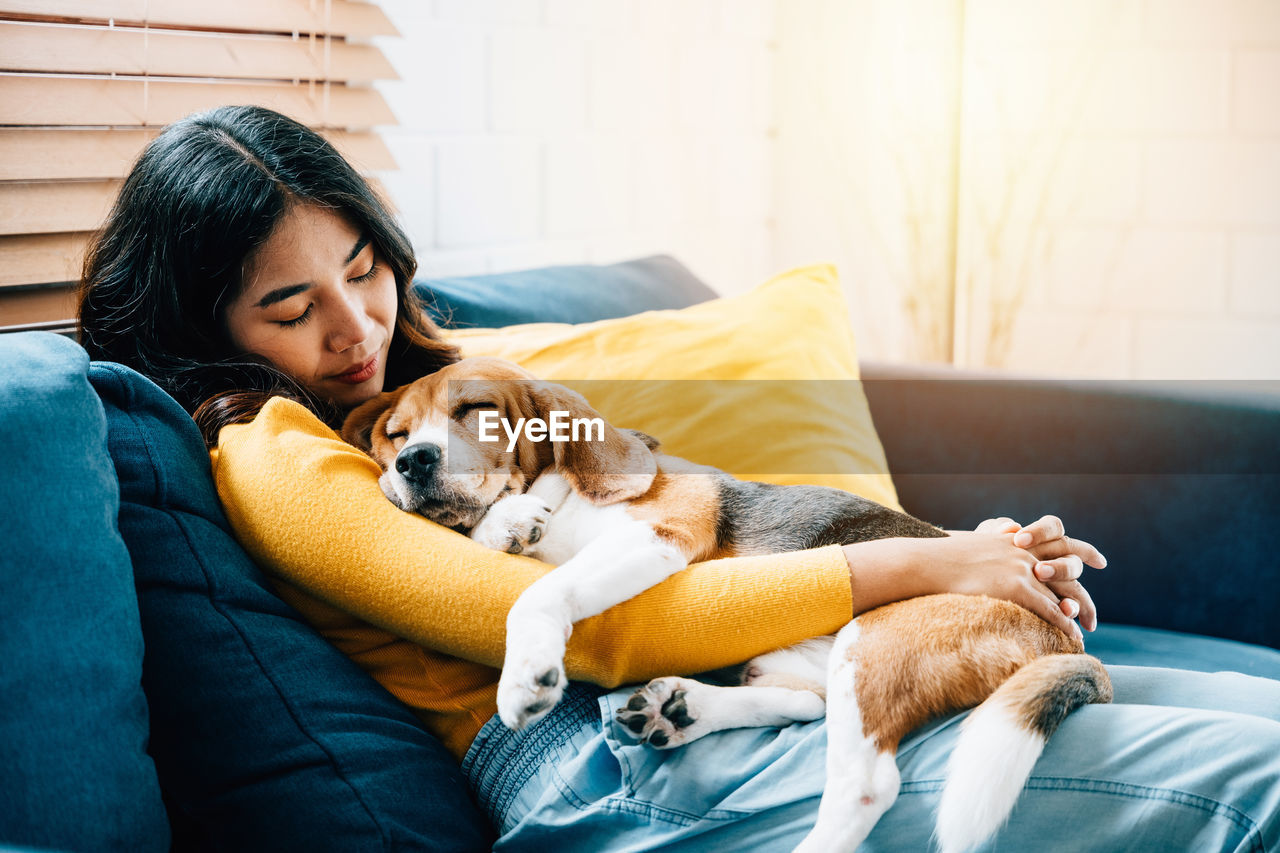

{"left": 212, "top": 397, "right": 854, "bottom": 760}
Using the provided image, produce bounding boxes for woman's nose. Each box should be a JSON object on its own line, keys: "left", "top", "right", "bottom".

{"left": 327, "top": 291, "right": 376, "bottom": 352}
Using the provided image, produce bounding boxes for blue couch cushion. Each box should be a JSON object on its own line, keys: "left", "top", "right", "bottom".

{"left": 416, "top": 254, "right": 718, "bottom": 328}
{"left": 861, "top": 366, "right": 1280, "bottom": 650}
{"left": 1088, "top": 624, "right": 1280, "bottom": 680}
{"left": 0, "top": 333, "right": 169, "bottom": 853}
{"left": 89, "top": 361, "right": 492, "bottom": 852}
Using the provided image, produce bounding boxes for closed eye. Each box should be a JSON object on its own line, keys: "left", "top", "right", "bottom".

{"left": 453, "top": 402, "right": 497, "bottom": 419}
{"left": 350, "top": 259, "right": 380, "bottom": 284}
{"left": 387, "top": 430, "right": 408, "bottom": 441}
{"left": 278, "top": 305, "right": 313, "bottom": 328}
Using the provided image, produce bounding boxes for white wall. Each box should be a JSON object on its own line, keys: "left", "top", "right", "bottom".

{"left": 372, "top": 0, "right": 1280, "bottom": 379}
{"left": 773, "top": 0, "right": 964, "bottom": 364}
{"left": 955, "top": 0, "right": 1280, "bottom": 379}
{"left": 373, "top": 0, "right": 778, "bottom": 297}
{"left": 774, "top": 0, "right": 1280, "bottom": 379}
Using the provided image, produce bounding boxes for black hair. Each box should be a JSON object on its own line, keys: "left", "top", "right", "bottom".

{"left": 78, "top": 105, "right": 458, "bottom": 446}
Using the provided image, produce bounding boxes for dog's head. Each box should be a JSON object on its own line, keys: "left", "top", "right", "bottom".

{"left": 342, "top": 357, "right": 657, "bottom": 528}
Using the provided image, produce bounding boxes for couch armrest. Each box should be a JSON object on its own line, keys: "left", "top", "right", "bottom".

{"left": 860, "top": 361, "right": 1280, "bottom": 650}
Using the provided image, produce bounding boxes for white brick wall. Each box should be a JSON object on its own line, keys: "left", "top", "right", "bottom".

{"left": 373, "top": 0, "right": 778, "bottom": 296}
{"left": 434, "top": 138, "right": 541, "bottom": 247}
{"left": 1233, "top": 233, "right": 1280, "bottom": 315}
{"left": 774, "top": 0, "right": 1280, "bottom": 378}
{"left": 773, "top": 0, "right": 965, "bottom": 362}
{"left": 373, "top": 0, "right": 1279, "bottom": 379}
{"left": 958, "top": 0, "right": 1280, "bottom": 378}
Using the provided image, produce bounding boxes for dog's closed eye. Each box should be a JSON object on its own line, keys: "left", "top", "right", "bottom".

{"left": 453, "top": 402, "right": 497, "bottom": 419}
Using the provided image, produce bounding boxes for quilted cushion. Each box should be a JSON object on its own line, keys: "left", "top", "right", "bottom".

{"left": 90, "top": 360, "right": 492, "bottom": 852}
{"left": 0, "top": 332, "right": 169, "bottom": 852}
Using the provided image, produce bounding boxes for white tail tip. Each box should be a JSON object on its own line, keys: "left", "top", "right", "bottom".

{"left": 934, "top": 703, "right": 1045, "bottom": 853}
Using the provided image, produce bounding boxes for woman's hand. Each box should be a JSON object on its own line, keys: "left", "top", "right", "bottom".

{"left": 843, "top": 532, "right": 1088, "bottom": 639}
{"left": 974, "top": 515, "right": 1106, "bottom": 632}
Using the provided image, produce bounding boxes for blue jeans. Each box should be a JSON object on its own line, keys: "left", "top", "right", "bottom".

{"left": 463, "top": 667, "right": 1280, "bottom": 851}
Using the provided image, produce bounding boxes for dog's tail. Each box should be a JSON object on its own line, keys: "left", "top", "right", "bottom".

{"left": 934, "top": 653, "right": 1112, "bottom": 853}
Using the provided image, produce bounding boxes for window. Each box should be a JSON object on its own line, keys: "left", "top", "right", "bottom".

{"left": 0, "top": 0, "right": 399, "bottom": 333}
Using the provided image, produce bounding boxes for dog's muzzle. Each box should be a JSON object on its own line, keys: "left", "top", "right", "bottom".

{"left": 395, "top": 442, "right": 442, "bottom": 486}
{"left": 388, "top": 442, "right": 489, "bottom": 529}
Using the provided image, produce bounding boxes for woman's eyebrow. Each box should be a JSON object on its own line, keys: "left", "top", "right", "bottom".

{"left": 256, "top": 283, "right": 310, "bottom": 309}
{"left": 345, "top": 232, "right": 372, "bottom": 265}
{"left": 254, "top": 233, "right": 372, "bottom": 309}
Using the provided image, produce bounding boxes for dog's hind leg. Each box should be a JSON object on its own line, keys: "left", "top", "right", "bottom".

{"left": 615, "top": 676, "right": 827, "bottom": 748}
{"left": 617, "top": 636, "right": 835, "bottom": 747}
{"left": 793, "top": 620, "right": 900, "bottom": 853}
{"left": 744, "top": 635, "right": 834, "bottom": 688}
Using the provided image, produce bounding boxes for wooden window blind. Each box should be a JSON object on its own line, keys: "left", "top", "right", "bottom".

{"left": 0, "top": 0, "right": 399, "bottom": 334}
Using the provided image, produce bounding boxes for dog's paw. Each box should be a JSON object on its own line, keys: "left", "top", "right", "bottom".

{"left": 496, "top": 643, "right": 567, "bottom": 731}
{"left": 614, "top": 677, "right": 706, "bottom": 749}
{"left": 471, "top": 494, "right": 552, "bottom": 556}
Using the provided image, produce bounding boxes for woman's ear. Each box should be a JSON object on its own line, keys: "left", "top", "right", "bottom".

{"left": 341, "top": 387, "right": 403, "bottom": 453}
{"left": 525, "top": 383, "right": 657, "bottom": 505}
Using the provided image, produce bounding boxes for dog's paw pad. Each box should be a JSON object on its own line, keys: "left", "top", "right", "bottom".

{"left": 497, "top": 651, "right": 566, "bottom": 731}
{"left": 615, "top": 677, "right": 703, "bottom": 749}
{"left": 660, "top": 689, "right": 696, "bottom": 728}
{"left": 618, "top": 711, "right": 648, "bottom": 734}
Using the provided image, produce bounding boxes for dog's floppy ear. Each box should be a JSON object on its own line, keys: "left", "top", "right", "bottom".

{"left": 341, "top": 386, "right": 404, "bottom": 454}
{"left": 527, "top": 383, "right": 657, "bottom": 505}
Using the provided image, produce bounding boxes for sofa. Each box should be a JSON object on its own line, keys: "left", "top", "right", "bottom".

{"left": 1, "top": 255, "right": 1277, "bottom": 853}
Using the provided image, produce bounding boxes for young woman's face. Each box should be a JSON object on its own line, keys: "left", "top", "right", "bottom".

{"left": 225, "top": 203, "right": 398, "bottom": 410}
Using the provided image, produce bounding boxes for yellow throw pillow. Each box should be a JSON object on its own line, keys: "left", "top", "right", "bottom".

{"left": 444, "top": 264, "right": 901, "bottom": 511}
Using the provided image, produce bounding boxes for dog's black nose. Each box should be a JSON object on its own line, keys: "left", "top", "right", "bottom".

{"left": 395, "top": 443, "right": 442, "bottom": 483}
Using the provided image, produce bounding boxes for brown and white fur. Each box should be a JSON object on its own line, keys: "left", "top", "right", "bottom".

{"left": 343, "top": 357, "right": 1113, "bottom": 853}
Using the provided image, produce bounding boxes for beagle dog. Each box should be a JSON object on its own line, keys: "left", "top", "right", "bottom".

{"left": 343, "top": 356, "right": 1111, "bottom": 853}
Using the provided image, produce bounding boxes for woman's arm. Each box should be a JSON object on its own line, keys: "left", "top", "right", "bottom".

{"left": 844, "top": 533, "right": 1088, "bottom": 639}
{"left": 213, "top": 398, "right": 854, "bottom": 687}
{"left": 214, "top": 398, "right": 1099, "bottom": 688}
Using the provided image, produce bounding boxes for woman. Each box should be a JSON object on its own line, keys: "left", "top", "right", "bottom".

{"left": 79, "top": 106, "right": 1280, "bottom": 851}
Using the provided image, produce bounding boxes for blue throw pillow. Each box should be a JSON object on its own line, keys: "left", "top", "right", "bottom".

{"left": 0, "top": 332, "right": 169, "bottom": 853}
{"left": 416, "top": 254, "right": 718, "bottom": 328}
{"left": 89, "top": 361, "right": 493, "bottom": 852}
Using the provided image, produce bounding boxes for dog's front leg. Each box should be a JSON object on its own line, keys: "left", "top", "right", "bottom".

{"left": 498, "top": 520, "right": 687, "bottom": 731}
{"left": 469, "top": 493, "right": 552, "bottom": 557}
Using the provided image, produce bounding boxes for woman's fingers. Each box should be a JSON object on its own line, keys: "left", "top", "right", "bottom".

{"left": 1013, "top": 514, "right": 1108, "bottom": 570}
{"left": 975, "top": 517, "right": 1021, "bottom": 535}
{"left": 917, "top": 531, "right": 1090, "bottom": 638}
{"left": 1047, "top": 578, "right": 1097, "bottom": 632}
{"left": 1012, "top": 514, "right": 1064, "bottom": 548}
{"left": 1013, "top": 523, "right": 1099, "bottom": 633}
{"left": 1033, "top": 554, "right": 1084, "bottom": 582}
{"left": 1020, "top": 582, "right": 1082, "bottom": 639}
{"left": 1071, "top": 536, "right": 1108, "bottom": 569}
{"left": 1032, "top": 535, "right": 1107, "bottom": 569}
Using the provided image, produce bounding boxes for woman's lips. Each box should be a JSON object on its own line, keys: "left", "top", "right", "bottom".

{"left": 332, "top": 355, "right": 378, "bottom": 384}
